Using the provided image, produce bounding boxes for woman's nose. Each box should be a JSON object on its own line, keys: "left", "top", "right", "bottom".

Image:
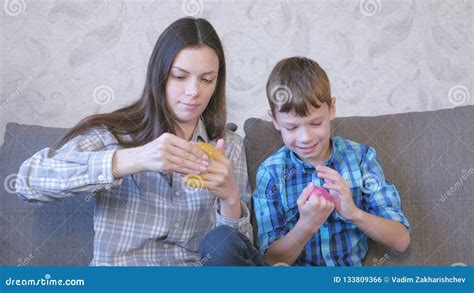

{"left": 185, "top": 79, "right": 199, "bottom": 97}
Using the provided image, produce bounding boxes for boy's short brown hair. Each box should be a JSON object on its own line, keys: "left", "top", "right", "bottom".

{"left": 266, "top": 56, "right": 331, "bottom": 116}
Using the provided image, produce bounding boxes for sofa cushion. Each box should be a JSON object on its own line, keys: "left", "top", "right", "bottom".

{"left": 0, "top": 123, "right": 95, "bottom": 266}
{"left": 244, "top": 105, "right": 474, "bottom": 266}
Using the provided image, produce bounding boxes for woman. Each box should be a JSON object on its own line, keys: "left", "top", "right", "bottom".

{"left": 16, "top": 17, "right": 252, "bottom": 266}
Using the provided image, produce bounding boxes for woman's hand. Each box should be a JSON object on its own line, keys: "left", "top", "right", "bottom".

{"left": 139, "top": 133, "right": 210, "bottom": 173}
{"left": 196, "top": 139, "right": 242, "bottom": 218}
{"left": 113, "top": 133, "right": 209, "bottom": 178}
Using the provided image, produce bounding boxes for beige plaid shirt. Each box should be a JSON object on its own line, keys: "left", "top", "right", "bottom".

{"left": 16, "top": 120, "right": 252, "bottom": 266}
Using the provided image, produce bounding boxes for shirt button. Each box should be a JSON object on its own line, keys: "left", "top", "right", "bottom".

{"left": 174, "top": 223, "right": 180, "bottom": 228}
{"left": 175, "top": 191, "right": 180, "bottom": 196}
{"left": 164, "top": 244, "right": 169, "bottom": 249}
{"left": 98, "top": 174, "right": 105, "bottom": 182}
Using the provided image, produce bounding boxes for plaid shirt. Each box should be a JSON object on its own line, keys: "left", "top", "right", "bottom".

{"left": 16, "top": 120, "right": 252, "bottom": 266}
{"left": 253, "top": 136, "right": 410, "bottom": 266}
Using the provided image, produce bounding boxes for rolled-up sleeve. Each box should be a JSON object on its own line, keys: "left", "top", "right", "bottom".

{"left": 16, "top": 128, "right": 122, "bottom": 203}
{"left": 360, "top": 146, "right": 411, "bottom": 231}
{"left": 214, "top": 132, "right": 253, "bottom": 241}
{"left": 252, "top": 166, "right": 288, "bottom": 254}
{"left": 216, "top": 200, "right": 252, "bottom": 241}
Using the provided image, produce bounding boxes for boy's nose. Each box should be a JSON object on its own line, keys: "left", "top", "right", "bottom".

{"left": 299, "top": 128, "right": 313, "bottom": 143}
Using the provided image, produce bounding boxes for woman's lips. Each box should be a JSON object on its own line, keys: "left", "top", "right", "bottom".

{"left": 180, "top": 102, "right": 201, "bottom": 111}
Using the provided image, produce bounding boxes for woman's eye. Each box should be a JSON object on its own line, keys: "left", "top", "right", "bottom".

{"left": 201, "top": 78, "right": 213, "bottom": 84}
{"left": 311, "top": 123, "right": 322, "bottom": 126}
{"left": 286, "top": 127, "right": 296, "bottom": 131}
{"left": 173, "top": 75, "right": 185, "bottom": 80}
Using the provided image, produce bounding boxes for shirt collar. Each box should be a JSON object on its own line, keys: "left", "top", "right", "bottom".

{"left": 191, "top": 118, "right": 209, "bottom": 143}
{"left": 289, "top": 137, "right": 337, "bottom": 169}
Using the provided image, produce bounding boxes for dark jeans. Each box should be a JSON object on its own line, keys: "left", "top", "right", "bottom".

{"left": 199, "top": 225, "right": 267, "bottom": 266}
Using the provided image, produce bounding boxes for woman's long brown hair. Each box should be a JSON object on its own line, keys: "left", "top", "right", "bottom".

{"left": 57, "top": 17, "right": 227, "bottom": 148}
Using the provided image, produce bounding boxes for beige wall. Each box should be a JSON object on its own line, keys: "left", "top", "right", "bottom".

{"left": 1, "top": 0, "right": 472, "bottom": 145}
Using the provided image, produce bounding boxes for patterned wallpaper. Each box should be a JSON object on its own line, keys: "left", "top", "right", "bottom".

{"left": 1, "top": 0, "right": 472, "bottom": 145}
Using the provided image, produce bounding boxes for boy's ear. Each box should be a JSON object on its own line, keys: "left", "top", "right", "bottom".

{"left": 329, "top": 97, "right": 336, "bottom": 121}
{"left": 267, "top": 109, "right": 281, "bottom": 131}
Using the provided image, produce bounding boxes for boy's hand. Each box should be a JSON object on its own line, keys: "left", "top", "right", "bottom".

{"left": 316, "top": 165, "right": 361, "bottom": 221}
{"left": 296, "top": 183, "right": 335, "bottom": 235}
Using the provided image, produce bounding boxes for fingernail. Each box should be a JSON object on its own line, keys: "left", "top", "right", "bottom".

{"left": 200, "top": 166, "right": 207, "bottom": 171}
{"left": 202, "top": 160, "right": 209, "bottom": 166}
{"left": 202, "top": 155, "right": 209, "bottom": 160}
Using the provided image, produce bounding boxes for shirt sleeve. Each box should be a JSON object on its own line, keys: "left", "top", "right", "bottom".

{"left": 15, "top": 128, "right": 123, "bottom": 204}
{"left": 215, "top": 132, "right": 253, "bottom": 242}
{"left": 216, "top": 199, "right": 252, "bottom": 241}
{"left": 252, "top": 165, "right": 288, "bottom": 254}
{"left": 360, "top": 146, "right": 411, "bottom": 231}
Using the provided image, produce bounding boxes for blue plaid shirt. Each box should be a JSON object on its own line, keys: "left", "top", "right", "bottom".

{"left": 253, "top": 136, "right": 410, "bottom": 266}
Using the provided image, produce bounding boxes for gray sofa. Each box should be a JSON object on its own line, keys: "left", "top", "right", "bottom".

{"left": 1, "top": 105, "right": 473, "bottom": 266}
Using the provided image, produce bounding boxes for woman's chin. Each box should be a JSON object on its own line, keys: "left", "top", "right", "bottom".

{"left": 174, "top": 113, "right": 201, "bottom": 125}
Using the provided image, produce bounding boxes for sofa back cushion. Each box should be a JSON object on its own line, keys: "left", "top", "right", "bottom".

{"left": 244, "top": 105, "right": 474, "bottom": 266}
{"left": 0, "top": 123, "right": 95, "bottom": 266}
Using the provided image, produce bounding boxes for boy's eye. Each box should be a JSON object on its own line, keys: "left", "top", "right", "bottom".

{"left": 311, "top": 123, "right": 322, "bottom": 126}
{"left": 285, "top": 127, "right": 297, "bottom": 131}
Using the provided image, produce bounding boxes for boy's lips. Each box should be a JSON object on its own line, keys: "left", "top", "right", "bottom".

{"left": 296, "top": 143, "right": 318, "bottom": 154}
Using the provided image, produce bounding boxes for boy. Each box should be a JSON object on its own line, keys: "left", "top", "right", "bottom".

{"left": 253, "top": 56, "right": 410, "bottom": 266}
{"left": 198, "top": 57, "right": 410, "bottom": 266}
